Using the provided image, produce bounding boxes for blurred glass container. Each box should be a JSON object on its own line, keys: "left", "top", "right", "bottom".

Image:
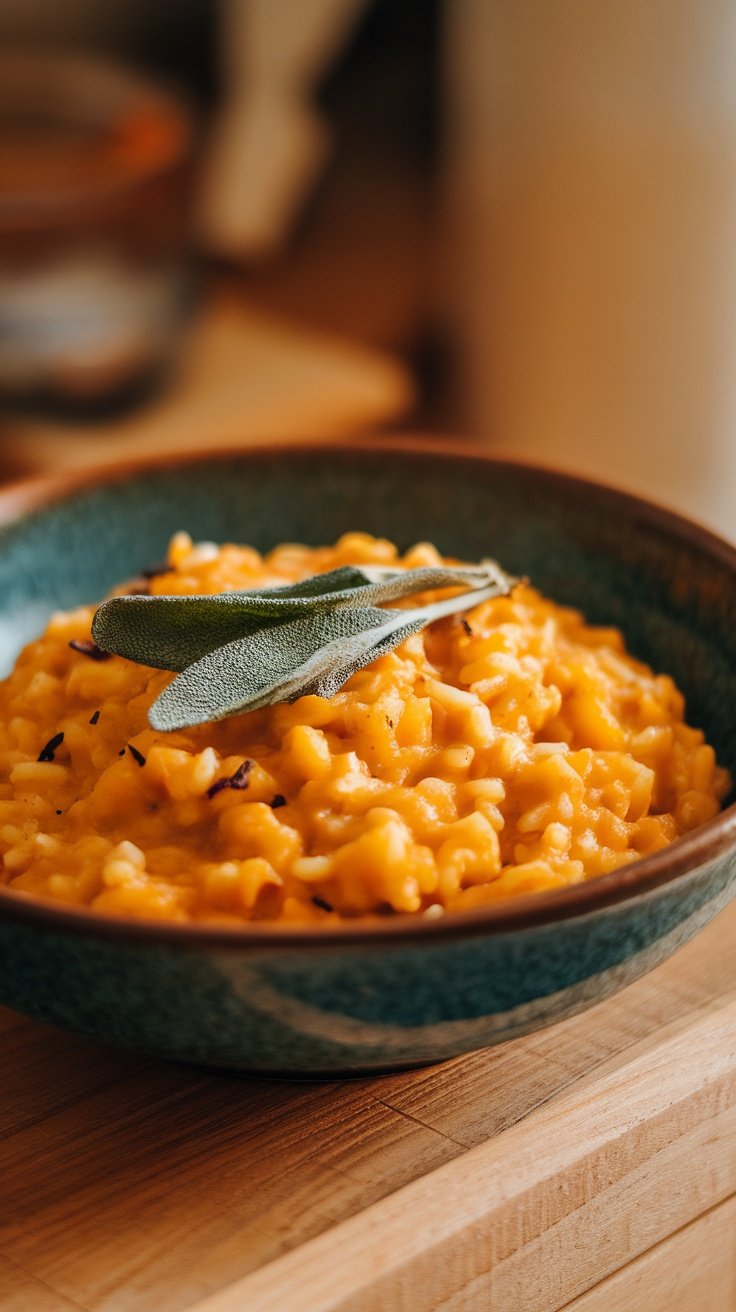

{"left": 0, "top": 49, "right": 196, "bottom": 412}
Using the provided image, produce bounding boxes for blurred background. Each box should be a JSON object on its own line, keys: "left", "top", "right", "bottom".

{"left": 1, "top": 0, "right": 735, "bottom": 538}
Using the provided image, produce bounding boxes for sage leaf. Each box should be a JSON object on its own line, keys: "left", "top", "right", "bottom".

{"left": 308, "top": 581, "right": 510, "bottom": 701}
{"left": 148, "top": 579, "right": 510, "bottom": 731}
{"left": 148, "top": 606, "right": 421, "bottom": 730}
{"left": 92, "top": 562, "right": 512, "bottom": 672}
{"left": 92, "top": 566, "right": 379, "bottom": 672}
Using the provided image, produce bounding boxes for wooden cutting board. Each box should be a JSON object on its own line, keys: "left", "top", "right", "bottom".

{"left": 1, "top": 901, "right": 735, "bottom": 1312}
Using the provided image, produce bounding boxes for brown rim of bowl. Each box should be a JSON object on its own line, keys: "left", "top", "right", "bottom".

{"left": 0, "top": 434, "right": 735, "bottom": 948}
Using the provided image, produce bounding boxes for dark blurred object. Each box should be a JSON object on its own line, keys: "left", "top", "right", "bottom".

{"left": 1, "top": 289, "right": 414, "bottom": 478}
{"left": 0, "top": 49, "right": 196, "bottom": 413}
{"left": 0, "top": 0, "right": 217, "bottom": 99}
{"left": 229, "top": 0, "right": 443, "bottom": 419}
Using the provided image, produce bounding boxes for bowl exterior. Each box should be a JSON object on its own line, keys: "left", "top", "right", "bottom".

{"left": 2, "top": 442, "right": 736, "bottom": 1073}
{"left": 0, "top": 852, "right": 733, "bottom": 1074}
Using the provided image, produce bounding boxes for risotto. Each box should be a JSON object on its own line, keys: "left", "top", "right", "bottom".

{"left": 0, "top": 532, "right": 730, "bottom": 924}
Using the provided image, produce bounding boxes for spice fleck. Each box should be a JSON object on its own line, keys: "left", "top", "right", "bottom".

{"left": 38, "top": 732, "right": 64, "bottom": 762}
{"left": 312, "top": 895, "right": 334, "bottom": 912}
{"left": 69, "top": 639, "right": 111, "bottom": 661}
{"left": 207, "top": 759, "right": 253, "bottom": 798}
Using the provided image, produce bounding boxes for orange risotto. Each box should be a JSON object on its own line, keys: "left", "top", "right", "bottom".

{"left": 0, "top": 532, "right": 730, "bottom": 923}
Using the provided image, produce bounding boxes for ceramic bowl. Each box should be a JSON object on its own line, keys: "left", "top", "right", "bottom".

{"left": 1, "top": 440, "right": 735, "bottom": 1075}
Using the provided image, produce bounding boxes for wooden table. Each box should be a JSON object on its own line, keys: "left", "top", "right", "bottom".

{"left": 1, "top": 901, "right": 735, "bottom": 1312}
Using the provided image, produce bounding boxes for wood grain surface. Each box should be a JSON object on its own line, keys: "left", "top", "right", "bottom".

{"left": 1, "top": 901, "right": 735, "bottom": 1312}
{"left": 560, "top": 1196, "right": 736, "bottom": 1312}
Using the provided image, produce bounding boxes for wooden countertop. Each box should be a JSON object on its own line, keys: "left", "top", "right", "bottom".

{"left": 1, "top": 899, "right": 735, "bottom": 1312}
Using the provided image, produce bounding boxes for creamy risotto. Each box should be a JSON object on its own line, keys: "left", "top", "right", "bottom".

{"left": 0, "top": 533, "right": 729, "bottom": 923}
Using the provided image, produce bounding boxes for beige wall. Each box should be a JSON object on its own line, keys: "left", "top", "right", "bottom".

{"left": 444, "top": 0, "right": 736, "bottom": 538}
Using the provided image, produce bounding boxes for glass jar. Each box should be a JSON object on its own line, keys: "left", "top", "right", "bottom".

{"left": 0, "top": 49, "right": 196, "bottom": 412}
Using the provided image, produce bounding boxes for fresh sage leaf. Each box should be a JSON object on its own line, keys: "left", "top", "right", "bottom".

{"left": 92, "top": 562, "right": 512, "bottom": 672}
{"left": 92, "top": 566, "right": 380, "bottom": 672}
{"left": 148, "top": 606, "right": 421, "bottom": 730}
{"left": 308, "top": 581, "right": 511, "bottom": 702}
{"left": 91, "top": 555, "right": 517, "bottom": 729}
{"left": 148, "top": 579, "right": 511, "bottom": 731}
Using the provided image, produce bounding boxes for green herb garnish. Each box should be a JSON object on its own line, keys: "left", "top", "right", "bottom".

{"left": 92, "top": 560, "right": 516, "bottom": 731}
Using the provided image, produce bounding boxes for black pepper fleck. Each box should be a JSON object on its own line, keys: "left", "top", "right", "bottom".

{"left": 127, "top": 744, "right": 147, "bottom": 767}
{"left": 312, "top": 895, "right": 334, "bottom": 912}
{"left": 461, "top": 619, "right": 473, "bottom": 636}
{"left": 38, "top": 732, "right": 64, "bottom": 762}
{"left": 207, "top": 759, "right": 253, "bottom": 798}
{"left": 270, "top": 793, "right": 287, "bottom": 809}
{"left": 89, "top": 710, "right": 101, "bottom": 726}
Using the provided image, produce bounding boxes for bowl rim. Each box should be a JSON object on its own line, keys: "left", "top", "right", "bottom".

{"left": 1, "top": 434, "right": 735, "bottom": 948}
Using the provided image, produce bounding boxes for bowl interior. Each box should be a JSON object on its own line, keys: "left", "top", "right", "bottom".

{"left": 2, "top": 444, "right": 736, "bottom": 789}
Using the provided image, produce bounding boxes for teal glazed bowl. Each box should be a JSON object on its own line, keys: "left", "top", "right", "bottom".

{"left": 1, "top": 440, "right": 735, "bottom": 1075}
